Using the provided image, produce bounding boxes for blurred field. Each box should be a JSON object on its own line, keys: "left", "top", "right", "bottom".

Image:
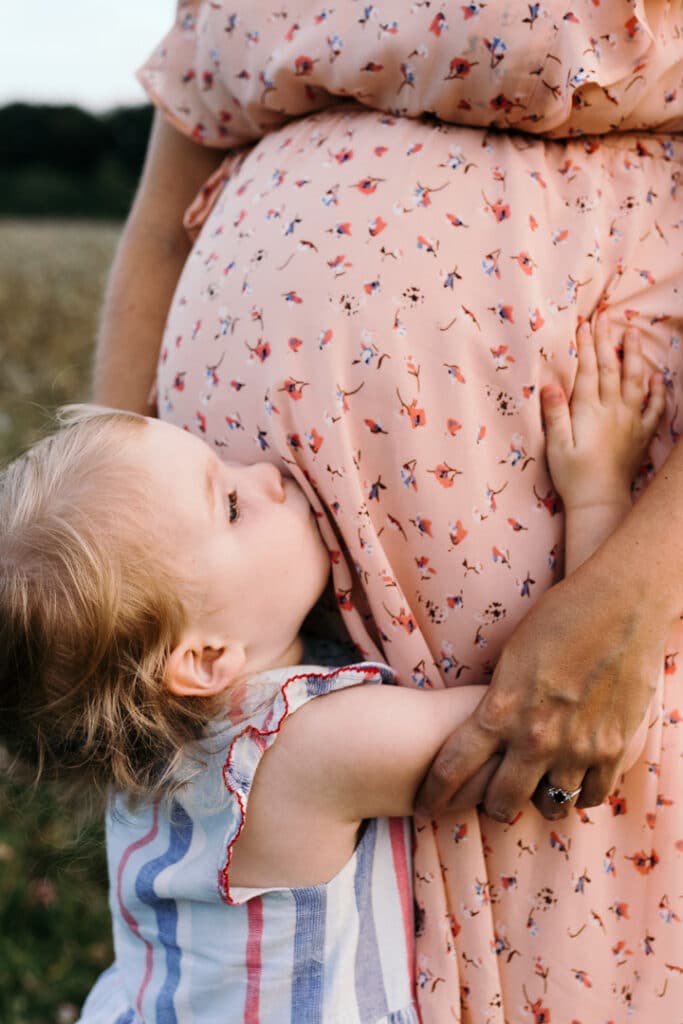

{"left": 0, "top": 219, "right": 120, "bottom": 1023}
{"left": 0, "top": 219, "right": 120, "bottom": 461}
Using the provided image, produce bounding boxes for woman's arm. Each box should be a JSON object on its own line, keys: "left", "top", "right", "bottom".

{"left": 92, "top": 112, "right": 224, "bottom": 413}
{"left": 416, "top": 437, "right": 683, "bottom": 821}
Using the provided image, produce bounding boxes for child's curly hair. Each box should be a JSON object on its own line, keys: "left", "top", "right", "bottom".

{"left": 0, "top": 407, "right": 225, "bottom": 807}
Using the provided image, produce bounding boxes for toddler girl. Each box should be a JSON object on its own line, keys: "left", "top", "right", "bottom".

{"left": 0, "top": 317, "right": 663, "bottom": 1022}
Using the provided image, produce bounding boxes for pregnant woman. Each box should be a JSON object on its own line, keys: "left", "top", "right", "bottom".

{"left": 94, "top": 3, "right": 683, "bottom": 1020}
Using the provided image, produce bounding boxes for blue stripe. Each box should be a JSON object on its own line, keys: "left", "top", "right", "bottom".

{"left": 114, "top": 1012, "right": 137, "bottom": 1024}
{"left": 291, "top": 886, "right": 326, "bottom": 1021}
{"left": 135, "top": 800, "right": 193, "bottom": 1024}
{"left": 354, "top": 818, "right": 390, "bottom": 1020}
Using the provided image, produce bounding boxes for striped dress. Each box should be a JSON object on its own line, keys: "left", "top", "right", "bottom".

{"left": 77, "top": 663, "right": 418, "bottom": 1024}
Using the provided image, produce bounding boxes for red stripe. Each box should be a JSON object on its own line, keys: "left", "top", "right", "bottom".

{"left": 115, "top": 801, "right": 160, "bottom": 1015}
{"left": 389, "top": 817, "right": 415, "bottom": 993}
{"left": 244, "top": 896, "right": 264, "bottom": 1023}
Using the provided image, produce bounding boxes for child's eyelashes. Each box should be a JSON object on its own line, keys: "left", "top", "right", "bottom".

{"left": 227, "top": 489, "right": 240, "bottom": 523}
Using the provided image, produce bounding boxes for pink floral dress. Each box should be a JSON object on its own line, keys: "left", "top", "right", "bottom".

{"left": 139, "top": 4, "right": 683, "bottom": 1021}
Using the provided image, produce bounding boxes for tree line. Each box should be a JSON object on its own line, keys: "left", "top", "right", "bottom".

{"left": 1, "top": 103, "right": 153, "bottom": 218}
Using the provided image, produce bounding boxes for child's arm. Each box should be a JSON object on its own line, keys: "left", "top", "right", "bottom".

{"left": 228, "top": 682, "right": 487, "bottom": 889}
{"left": 540, "top": 316, "right": 665, "bottom": 574}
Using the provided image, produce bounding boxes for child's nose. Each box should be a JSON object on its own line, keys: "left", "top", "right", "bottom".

{"left": 251, "top": 462, "right": 285, "bottom": 502}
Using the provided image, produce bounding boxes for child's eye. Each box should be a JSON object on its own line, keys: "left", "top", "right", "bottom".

{"left": 227, "top": 490, "right": 240, "bottom": 523}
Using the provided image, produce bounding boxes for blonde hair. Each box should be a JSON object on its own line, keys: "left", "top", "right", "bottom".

{"left": 0, "top": 406, "right": 224, "bottom": 806}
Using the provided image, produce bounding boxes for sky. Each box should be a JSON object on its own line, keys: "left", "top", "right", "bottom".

{"left": 2, "top": 1, "right": 176, "bottom": 110}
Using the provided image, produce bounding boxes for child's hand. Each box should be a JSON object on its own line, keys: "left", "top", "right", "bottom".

{"left": 540, "top": 315, "right": 666, "bottom": 511}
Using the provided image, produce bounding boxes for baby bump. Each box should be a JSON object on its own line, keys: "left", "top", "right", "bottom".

{"left": 158, "top": 107, "right": 683, "bottom": 686}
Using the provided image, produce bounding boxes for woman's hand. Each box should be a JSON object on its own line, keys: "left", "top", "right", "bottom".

{"left": 416, "top": 548, "right": 667, "bottom": 822}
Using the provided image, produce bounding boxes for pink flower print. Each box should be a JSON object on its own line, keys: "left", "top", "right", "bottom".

{"left": 625, "top": 15, "right": 641, "bottom": 38}
{"left": 429, "top": 12, "right": 447, "bottom": 35}
{"left": 429, "top": 462, "right": 462, "bottom": 488}
{"left": 608, "top": 792, "right": 628, "bottom": 816}
{"left": 449, "top": 520, "right": 468, "bottom": 546}
{"left": 305, "top": 428, "right": 324, "bottom": 454}
{"left": 352, "top": 177, "right": 385, "bottom": 195}
{"left": 247, "top": 339, "right": 271, "bottom": 362}
{"left": 361, "top": 61, "right": 385, "bottom": 73}
{"left": 283, "top": 290, "right": 303, "bottom": 304}
{"left": 529, "top": 307, "right": 545, "bottom": 332}
{"left": 288, "top": 337, "right": 303, "bottom": 352}
{"left": 224, "top": 413, "right": 244, "bottom": 432}
{"left": 416, "top": 234, "right": 439, "bottom": 256}
{"left": 286, "top": 433, "right": 302, "bottom": 451}
{"left": 512, "top": 251, "right": 536, "bottom": 276}
{"left": 364, "top": 418, "right": 388, "bottom": 435}
{"left": 318, "top": 328, "right": 333, "bottom": 350}
{"left": 445, "top": 56, "right": 479, "bottom": 80}
{"left": 411, "top": 515, "right": 433, "bottom": 538}
{"left": 490, "top": 303, "right": 515, "bottom": 324}
{"left": 397, "top": 392, "right": 426, "bottom": 428}
{"left": 490, "top": 344, "right": 515, "bottom": 369}
{"left": 336, "top": 588, "right": 354, "bottom": 612}
{"left": 384, "top": 604, "right": 418, "bottom": 634}
{"left": 368, "top": 216, "right": 387, "bottom": 237}
{"left": 626, "top": 849, "right": 660, "bottom": 874}
{"left": 522, "top": 993, "right": 551, "bottom": 1024}
{"left": 195, "top": 411, "right": 207, "bottom": 433}
{"left": 294, "top": 55, "right": 319, "bottom": 76}
{"left": 572, "top": 968, "right": 592, "bottom": 988}
{"left": 173, "top": 371, "right": 186, "bottom": 392}
{"left": 610, "top": 901, "right": 630, "bottom": 920}
{"left": 549, "top": 831, "right": 571, "bottom": 858}
{"left": 284, "top": 22, "right": 300, "bottom": 42}
{"left": 446, "top": 418, "right": 462, "bottom": 436}
{"left": 484, "top": 36, "right": 507, "bottom": 68}
{"left": 332, "top": 222, "right": 352, "bottom": 236}
{"left": 444, "top": 363, "right": 466, "bottom": 383}
{"left": 552, "top": 228, "right": 570, "bottom": 245}
{"left": 461, "top": 3, "right": 485, "bottom": 20}
{"left": 482, "top": 192, "right": 511, "bottom": 223}
{"left": 332, "top": 147, "right": 354, "bottom": 164}
{"left": 280, "top": 377, "right": 308, "bottom": 400}
{"left": 327, "top": 254, "right": 352, "bottom": 276}
{"left": 446, "top": 212, "right": 468, "bottom": 228}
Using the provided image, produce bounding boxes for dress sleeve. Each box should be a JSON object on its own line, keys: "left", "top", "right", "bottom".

{"left": 138, "top": 1, "right": 683, "bottom": 147}
{"left": 217, "top": 662, "right": 392, "bottom": 904}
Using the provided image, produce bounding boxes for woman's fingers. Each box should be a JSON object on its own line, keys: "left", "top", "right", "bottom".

{"left": 532, "top": 772, "right": 586, "bottom": 820}
{"left": 641, "top": 372, "right": 667, "bottom": 435}
{"left": 415, "top": 714, "right": 501, "bottom": 816}
{"left": 571, "top": 320, "right": 599, "bottom": 405}
{"left": 483, "top": 754, "right": 547, "bottom": 822}
{"left": 620, "top": 327, "right": 644, "bottom": 408}
{"left": 594, "top": 313, "right": 621, "bottom": 403}
{"left": 540, "top": 384, "right": 573, "bottom": 456}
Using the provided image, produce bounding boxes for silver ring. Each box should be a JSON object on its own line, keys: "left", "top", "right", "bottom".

{"left": 545, "top": 780, "right": 582, "bottom": 806}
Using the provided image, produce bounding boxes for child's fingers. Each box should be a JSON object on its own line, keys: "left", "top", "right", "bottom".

{"left": 541, "top": 384, "right": 573, "bottom": 455}
{"left": 620, "top": 328, "right": 645, "bottom": 409}
{"left": 571, "top": 321, "right": 599, "bottom": 405}
{"left": 594, "top": 313, "right": 621, "bottom": 403}
{"left": 640, "top": 372, "right": 667, "bottom": 436}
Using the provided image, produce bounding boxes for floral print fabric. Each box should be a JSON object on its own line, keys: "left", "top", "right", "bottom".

{"left": 138, "top": 4, "right": 683, "bottom": 1022}
{"left": 138, "top": 0, "right": 683, "bottom": 146}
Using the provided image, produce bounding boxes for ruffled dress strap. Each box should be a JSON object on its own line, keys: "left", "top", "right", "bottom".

{"left": 216, "top": 661, "right": 394, "bottom": 904}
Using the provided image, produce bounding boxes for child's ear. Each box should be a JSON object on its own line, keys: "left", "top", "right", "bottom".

{"left": 164, "top": 637, "right": 247, "bottom": 698}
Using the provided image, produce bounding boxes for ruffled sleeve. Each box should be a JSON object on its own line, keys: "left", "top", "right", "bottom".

{"left": 216, "top": 662, "right": 393, "bottom": 904}
{"left": 138, "top": 1, "right": 683, "bottom": 147}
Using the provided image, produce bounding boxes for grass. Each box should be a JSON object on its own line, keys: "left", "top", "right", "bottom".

{"left": 0, "top": 219, "right": 121, "bottom": 1023}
